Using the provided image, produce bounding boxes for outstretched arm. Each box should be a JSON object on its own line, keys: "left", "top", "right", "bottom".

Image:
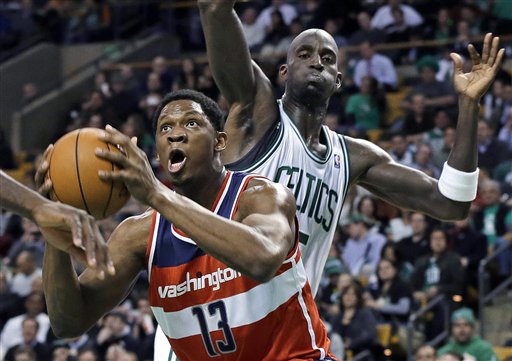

{"left": 1, "top": 170, "right": 113, "bottom": 276}
{"left": 198, "top": 0, "right": 278, "bottom": 163}
{"left": 351, "top": 33, "right": 504, "bottom": 220}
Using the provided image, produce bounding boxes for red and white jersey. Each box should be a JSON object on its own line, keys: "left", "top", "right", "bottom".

{"left": 146, "top": 171, "right": 335, "bottom": 361}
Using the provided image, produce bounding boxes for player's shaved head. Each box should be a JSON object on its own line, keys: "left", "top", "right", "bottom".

{"left": 287, "top": 28, "right": 338, "bottom": 63}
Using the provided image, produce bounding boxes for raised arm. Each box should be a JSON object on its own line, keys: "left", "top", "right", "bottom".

{"left": 97, "top": 126, "right": 296, "bottom": 282}
{"left": 41, "top": 212, "right": 150, "bottom": 338}
{"left": 350, "top": 33, "right": 504, "bottom": 221}
{"left": 1, "top": 170, "right": 113, "bottom": 276}
{"left": 198, "top": 0, "right": 278, "bottom": 162}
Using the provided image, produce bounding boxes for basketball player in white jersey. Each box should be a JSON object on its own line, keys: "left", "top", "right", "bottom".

{"left": 153, "top": 3, "right": 504, "bottom": 355}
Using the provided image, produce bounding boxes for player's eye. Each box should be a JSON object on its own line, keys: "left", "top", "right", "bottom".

{"left": 298, "top": 52, "right": 310, "bottom": 59}
{"left": 161, "top": 125, "right": 172, "bottom": 132}
{"left": 186, "top": 120, "right": 198, "bottom": 128}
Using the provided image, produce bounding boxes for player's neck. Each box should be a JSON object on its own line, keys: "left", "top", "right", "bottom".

{"left": 174, "top": 168, "right": 227, "bottom": 210}
{"left": 282, "top": 95, "right": 327, "bottom": 145}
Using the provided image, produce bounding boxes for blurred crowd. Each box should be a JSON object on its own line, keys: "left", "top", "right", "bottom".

{"left": 1, "top": 0, "right": 511, "bottom": 361}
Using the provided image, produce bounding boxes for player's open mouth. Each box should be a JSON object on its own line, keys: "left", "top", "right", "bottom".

{"left": 168, "top": 150, "right": 187, "bottom": 173}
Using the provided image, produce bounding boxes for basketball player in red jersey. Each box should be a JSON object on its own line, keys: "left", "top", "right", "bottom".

{"left": 37, "top": 90, "right": 338, "bottom": 361}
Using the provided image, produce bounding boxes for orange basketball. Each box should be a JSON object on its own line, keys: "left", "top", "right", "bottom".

{"left": 48, "top": 127, "right": 130, "bottom": 219}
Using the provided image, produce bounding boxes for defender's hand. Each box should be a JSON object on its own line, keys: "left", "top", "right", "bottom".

{"left": 35, "top": 202, "right": 115, "bottom": 279}
{"left": 451, "top": 33, "right": 505, "bottom": 101}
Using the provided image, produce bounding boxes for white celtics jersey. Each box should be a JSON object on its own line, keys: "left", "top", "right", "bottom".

{"left": 233, "top": 100, "right": 350, "bottom": 295}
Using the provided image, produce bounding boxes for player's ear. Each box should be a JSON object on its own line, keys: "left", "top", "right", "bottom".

{"left": 336, "top": 72, "right": 343, "bottom": 90}
{"left": 215, "top": 131, "right": 227, "bottom": 152}
{"left": 279, "top": 64, "right": 288, "bottom": 81}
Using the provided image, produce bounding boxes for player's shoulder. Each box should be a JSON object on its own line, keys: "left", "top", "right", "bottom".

{"left": 241, "top": 177, "right": 295, "bottom": 215}
{"left": 344, "top": 135, "right": 392, "bottom": 163}
{"left": 112, "top": 209, "right": 154, "bottom": 245}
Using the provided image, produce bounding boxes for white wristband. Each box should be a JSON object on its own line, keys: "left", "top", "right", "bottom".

{"left": 438, "top": 162, "right": 479, "bottom": 202}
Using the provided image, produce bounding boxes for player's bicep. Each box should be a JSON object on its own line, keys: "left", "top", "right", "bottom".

{"left": 237, "top": 180, "right": 296, "bottom": 255}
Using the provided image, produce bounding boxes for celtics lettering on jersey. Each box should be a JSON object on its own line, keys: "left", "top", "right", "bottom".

{"left": 275, "top": 166, "right": 339, "bottom": 234}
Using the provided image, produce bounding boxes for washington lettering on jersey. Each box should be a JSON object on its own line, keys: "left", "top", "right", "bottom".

{"left": 146, "top": 171, "right": 335, "bottom": 360}
{"left": 274, "top": 166, "right": 339, "bottom": 233}
{"left": 157, "top": 267, "right": 242, "bottom": 298}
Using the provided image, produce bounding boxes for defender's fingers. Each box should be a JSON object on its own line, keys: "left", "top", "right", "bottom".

{"left": 481, "top": 33, "right": 492, "bottom": 64}
{"left": 81, "top": 218, "right": 98, "bottom": 270}
{"left": 467, "top": 44, "right": 480, "bottom": 66}
{"left": 95, "top": 148, "right": 129, "bottom": 167}
{"left": 450, "top": 53, "right": 464, "bottom": 74}
{"left": 35, "top": 144, "right": 53, "bottom": 187}
{"left": 66, "top": 213, "right": 83, "bottom": 248}
{"left": 491, "top": 48, "right": 506, "bottom": 74}
{"left": 488, "top": 36, "right": 501, "bottom": 67}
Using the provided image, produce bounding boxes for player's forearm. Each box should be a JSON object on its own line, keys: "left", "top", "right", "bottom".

{"left": 0, "top": 171, "right": 44, "bottom": 220}
{"left": 150, "top": 186, "right": 284, "bottom": 282}
{"left": 447, "top": 96, "right": 479, "bottom": 171}
{"left": 199, "top": 0, "right": 256, "bottom": 103}
{"left": 43, "top": 243, "right": 90, "bottom": 337}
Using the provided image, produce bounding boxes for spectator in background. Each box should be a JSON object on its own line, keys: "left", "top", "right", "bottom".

{"left": 401, "top": 55, "right": 457, "bottom": 114}
{"left": 0, "top": 291, "right": 50, "bottom": 353}
{"left": 151, "top": 56, "right": 173, "bottom": 92}
{"left": 255, "top": 0, "right": 298, "bottom": 29}
{"left": 353, "top": 40, "right": 397, "bottom": 91}
{"left": 388, "top": 133, "right": 414, "bottom": 167}
{"left": 427, "top": 109, "right": 455, "bottom": 154}
{"left": 342, "top": 214, "right": 387, "bottom": 279}
{"left": 330, "top": 281, "right": 380, "bottom": 361}
{"left": 0, "top": 269, "right": 22, "bottom": 331}
{"left": 437, "top": 308, "right": 498, "bottom": 361}
{"left": 11, "top": 345, "right": 36, "bottom": 361}
{"left": 365, "top": 258, "right": 413, "bottom": 326}
{"left": 431, "top": 127, "right": 455, "bottom": 169}
{"left": 77, "top": 348, "right": 98, "bottom": 361}
{"left": 402, "top": 93, "right": 436, "bottom": 136}
{"left": 482, "top": 74, "right": 509, "bottom": 126}
{"left": 431, "top": 8, "right": 455, "bottom": 42}
{"left": 385, "top": 209, "right": 414, "bottom": 244}
{"left": 318, "top": 258, "right": 345, "bottom": 319}
{"left": 259, "top": 10, "right": 290, "bottom": 61}
{"left": 446, "top": 217, "right": 487, "bottom": 291}
{"left": 348, "top": 11, "right": 386, "bottom": 46}
{"left": 95, "top": 311, "right": 140, "bottom": 361}
{"left": 498, "top": 110, "right": 512, "bottom": 152}
{"left": 477, "top": 120, "right": 511, "bottom": 174}
{"left": 240, "top": 6, "right": 265, "bottom": 51}
{"left": 380, "top": 241, "right": 414, "bottom": 281}
{"left": 472, "top": 180, "right": 512, "bottom": 270}
{"left": 345, "top": 76, "right": 386, "bottom": 136}
{"left": 4, "top": 317, "right": 50, "bottom": 361}
{"left": 9, "top": 250, "right": 42, "bottom": 298}
{"left": 370, "top": 0, "right": 423, "bottom": 30}
{"left": 452, "top": 20, "right": 472, "bottom": 58}
{"left": 410, "top": 228, "right": 465, "bottom": 305}
{"left": 396, "top": 212, "right": 431, "bottom": 267}
{"left": 384, "top": 7, "right": 413, "bottom": 64}
{"left": 171, "top": 57, "right": 199, "bottom": 91}
{"left": 416, "top": 344, "right": 437, "bottom": 361}
{"left": 411, "top": 143, "right": 440, "bottom": 178}
{"left": 323, "top": 18, "right": 347, "bottom": 48}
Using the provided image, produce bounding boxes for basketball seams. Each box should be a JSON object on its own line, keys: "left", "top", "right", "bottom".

{"left": 75, "top": 129, "right": 92, "bottom": 216}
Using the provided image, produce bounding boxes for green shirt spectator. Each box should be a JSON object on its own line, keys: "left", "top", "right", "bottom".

{"left": 438, "top": 308, "right": 498, "bottom": 361}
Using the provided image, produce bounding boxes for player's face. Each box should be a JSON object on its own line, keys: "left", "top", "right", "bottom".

{"left": 452, "top": 320, "right": 473, "bottom": 343}
{"left": 283, "top": 30, "right": 341, "bottom": 101}
{"left": 155, "top": 99, "right": 225, "bottom": 186}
